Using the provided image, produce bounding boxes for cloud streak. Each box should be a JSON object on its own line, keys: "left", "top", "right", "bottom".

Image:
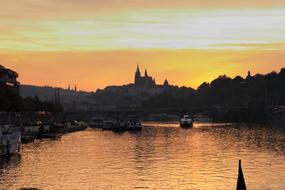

{"left": 1, "top": 0, "right": 285, "bottom": 19}
{"left": 1, "top": 9, "right": 285, "bottom": 51}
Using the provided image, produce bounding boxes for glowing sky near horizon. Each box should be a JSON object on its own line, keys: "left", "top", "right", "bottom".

{"left": 1, "top": 0, "right": 285, "bottom": 91}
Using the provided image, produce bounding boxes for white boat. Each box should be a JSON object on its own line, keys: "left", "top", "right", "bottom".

{"left": 0, "top": 124, "right": 21, "bottom": 156}
{"left": 180, "top": 115, "right": 193, "bottom": 128}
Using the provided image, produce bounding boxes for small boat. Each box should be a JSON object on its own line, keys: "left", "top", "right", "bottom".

{"left": 35, "top": 121, "right": 51, "bottom": 133}
{"left": 65, "top": 120, "right": 88, "bottom": 133}
{"left": 20, "top": 122, "right": 37, "bottom": 143}
{"left": 90, "top": 117, "right": 104, "bottom": 128}
{"left": 102, "top": 119, "right": 116, "bottom": 130}
{"left": 50, "top": 122, "right": 65, "bottom": 134}
{"left": 111, "top": 120, "right": 129, "bottom": 133}
{"left": 38, "top": 132, "right": 63, "bottom": 139}
{"left": 21, "top": 122, "right": 41, "bottom": 137}
{"left": 128, "top": 119, "right": 142, "bottom": 131}
{"left": 236, "top": 160, "right": 247, "bottom": 190}
{"left": 180, "top": 115, "right": 193, "bottom": 128}
{"left": 193, "top": 114, "right": 213, "bottom": 122}
{"left": 0, "top": 124, "right": 21, "bottom": 157}
{"left": 21, "top": 135, "right": 35, "bottom": 144}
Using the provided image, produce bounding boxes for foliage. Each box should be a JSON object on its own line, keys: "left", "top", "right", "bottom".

{"left": 142, "top": 68, "right": 285, "bottom": 121}
{"left": 0, "top": 86, "right": 63, "bottom": 112}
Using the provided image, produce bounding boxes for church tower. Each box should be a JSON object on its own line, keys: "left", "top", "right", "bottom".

{"left": 135, "top": 65, "right": 141, "bottom": 85}
{"left": 164, "top": 79, "right": 169, "bottom": 86}
{"left": 145, "top": 69, "right": 148, "bottom": 77}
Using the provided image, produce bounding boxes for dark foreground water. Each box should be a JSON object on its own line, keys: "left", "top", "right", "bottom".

{"left": 0, "top": 122, "right": 285, "bottom": 190}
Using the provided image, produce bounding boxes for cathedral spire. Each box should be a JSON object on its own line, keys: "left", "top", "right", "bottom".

{"left": 145, "top": 69, "right": 148, "bottom": 77}
{"left": 135, "top": 65, "right": 141, "bottom": 85}
{"left": 136, "top": 65, "right": 141, "bottom": 75}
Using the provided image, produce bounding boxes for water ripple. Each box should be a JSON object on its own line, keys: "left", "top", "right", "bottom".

{"left": 0, "top": 123, "right": 284, "bottom": 189}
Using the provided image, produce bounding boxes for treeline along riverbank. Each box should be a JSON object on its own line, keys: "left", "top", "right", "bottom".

{"left": 142, "top": 68, "right": 285, "bottom": 123}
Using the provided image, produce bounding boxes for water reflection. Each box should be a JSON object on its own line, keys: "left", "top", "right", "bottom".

{"left": 0, "top": 153, "right": 21, "bottom": 189}
{"left": 0, "top": 153, "right": 21, "bottom": 170}
{"left": 0, "top": 123, "right": 284, "bottom": 190}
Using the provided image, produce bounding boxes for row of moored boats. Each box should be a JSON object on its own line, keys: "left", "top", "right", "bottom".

{"left": 91, "top": 115, "right": 194, "bottom": 131}
{"left": 0, "top": 120, "right": 88, "bottom": 156}
{"left": 90, "top": 117, "right": 142, "bottom": 132}
{"left": 1, "top": 115, "right": 194, "bottom": 156}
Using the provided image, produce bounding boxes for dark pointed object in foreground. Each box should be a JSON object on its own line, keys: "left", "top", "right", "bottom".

{"left": 236, "top": 160, "right": 247, "bottom": 190}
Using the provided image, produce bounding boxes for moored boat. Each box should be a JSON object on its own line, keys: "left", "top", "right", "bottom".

{"left": 0, "top": 124, "right": 21, "bottom": 157}
{"left": 111, "top": 120, "right": 129, "bottom": 132}
{"left": 21, "top": 135, "right": 35, "bottom": 144}
{"left": 236, "top": 160, "right": 247, "bottom": 190}
{"left": 90, "top": 117, "right": 104, "bottom": 128}
{"left": 193, "top": 114, "right": 213, "bottom": 123}
{"left": 128, "top": 119, "right": 142, "bottom": 131}
{"left": 102, "top": 119, "right": 116, "bottom": 130}
{"left": 180, "top": 115, "right": 193, "bottom": 128}
{"left": 21, "top": 122, "right": 41, "bottom": 137}
{"left": 65, "top": 120, "right": 88, "bottom": 133}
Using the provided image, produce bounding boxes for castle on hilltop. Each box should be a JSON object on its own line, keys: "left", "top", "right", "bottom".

{"left": 134, "top": 65, "right": 156, "bottom": 88}
{"left": 101, "top": 65, "right": 171, "bottom": 99}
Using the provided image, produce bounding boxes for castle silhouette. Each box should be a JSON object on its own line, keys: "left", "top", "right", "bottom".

{"left": 134, "top": 65, "right": 169, "bottom": 88}
{"left": 134, "top": 65, "right": 156, "bottom": 87}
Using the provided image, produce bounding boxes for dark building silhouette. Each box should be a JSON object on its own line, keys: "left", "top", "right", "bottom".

{"left": 20, "top": 85, "right": 93, "bottom": 111}
{"left": 246, "top": 71, "right": 251, "bottom": 80}
{"left": 134, "top": 65, "right": 156, "bottom": 88}
{"left": 164, "top": 79, "right": 169, "bottom": 86}
{"left": 0, "top": 65, "right": 20, "bottom": 94}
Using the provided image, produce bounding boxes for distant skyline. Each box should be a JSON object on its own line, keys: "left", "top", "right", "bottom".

{"left": 1, "top": 0, "right": 285, "bottom": 91}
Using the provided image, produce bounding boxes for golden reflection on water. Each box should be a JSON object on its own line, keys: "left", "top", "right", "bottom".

{"left": 0, "top": 122, "right": 285, "bottom": 190}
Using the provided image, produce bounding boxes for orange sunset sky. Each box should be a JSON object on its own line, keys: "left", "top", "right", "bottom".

{"left": 1, "top": 0, "right": 285, "bottom": 91}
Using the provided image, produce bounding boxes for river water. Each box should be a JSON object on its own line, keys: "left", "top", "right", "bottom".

{"left": 0, "top": 122, "right": 285, "bottom": 190}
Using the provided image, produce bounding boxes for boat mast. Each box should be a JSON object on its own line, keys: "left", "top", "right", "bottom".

{"left": 236, "top": 160, "right": 247, "bottom": 190}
